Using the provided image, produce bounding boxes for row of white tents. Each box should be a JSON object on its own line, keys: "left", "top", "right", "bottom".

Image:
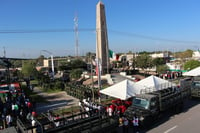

{"left": 100, "top": 75, "right": 176, "bottom": 100}
{"left": 100, "top": 66, "right": 200, "bottom": 100}
{"left": 182, "top": 66, "right": 200, "bottom": 77}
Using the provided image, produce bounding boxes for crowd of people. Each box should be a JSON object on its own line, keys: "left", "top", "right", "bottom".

{"left": 119, "top": 114, "right": 139, "bottom": 133}
{"left": 159, "top": 71, "right": 182, "bottom": 80}
{"left": 79, "top": 98, "right": 105, "bottom": 117}
{"left": 0, "top": 82, "right": 36, "bottom": 130}
{"left": 79, "top": 97, "right": 140, "bottom": 133}
{"left": 78, "top": 98, "right": 132, "bottom": 118}
{"left": 0, "top": 82, "right": 140, "bottom": 132}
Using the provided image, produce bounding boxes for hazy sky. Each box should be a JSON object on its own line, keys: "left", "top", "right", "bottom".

{"left": 0, "top": 0, "right": 200, "bottom": 58}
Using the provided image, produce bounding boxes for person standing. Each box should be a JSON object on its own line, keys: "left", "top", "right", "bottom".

{"left": 108, "top": 106, "right": 113, "bottom": 116}
{"left": 123, "top": 117, "right": 129, "bottom": 133}
{"left": 132, "top": 115, "right": 139, "bottom": 133}
{"left": 54, "top": 115, "right": 60, "bottom": 127}
{"left": 6, "top": 113, "right": 12, "bottom": 128}
{"left": 31, "top": 117, "right": 36, "bottom": 133}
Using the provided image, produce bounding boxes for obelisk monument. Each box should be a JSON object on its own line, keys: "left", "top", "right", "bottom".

{"left": 96, "top": 1, "right": 110, "bottom": 74}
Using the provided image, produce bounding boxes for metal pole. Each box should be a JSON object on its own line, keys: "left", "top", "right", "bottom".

{"left": 41, "top": 50, "right": 54, "bottom": 79}
{"left": 50, "top": 55, "right": 55, "bottom": 79}
{"left": 90, "top": 56, "right": 95, "bottom": 102}
{"left": 97, "top": 59, "right": 101, "bottom": 103}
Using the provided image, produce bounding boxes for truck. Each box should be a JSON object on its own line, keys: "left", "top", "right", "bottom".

{"left": 124, "top": 86, "right": 190, "bottom": 128}
{"left": 189, "top": 77, "right": 200, "bottom": 98}
{"left": 180, "top": 77, "right": 200, "bottom": 98}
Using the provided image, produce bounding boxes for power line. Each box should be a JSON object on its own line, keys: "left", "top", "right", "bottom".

{"left": 109, "top": 30, "right": 200, "bottom": 44}
{"left": 0, "top": 29, "right": 94, "bottom": 33}
{"left": 0, "top": 28, "right": 200, "bottom": 44}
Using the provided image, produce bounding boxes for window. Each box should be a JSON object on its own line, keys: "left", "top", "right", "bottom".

{"left": 133, "top": 98, "right": 150, "bottom": 109}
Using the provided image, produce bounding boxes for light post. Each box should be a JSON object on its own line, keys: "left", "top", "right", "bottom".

{"left": 41, "top": 50, "right": 55, "bottom": 79}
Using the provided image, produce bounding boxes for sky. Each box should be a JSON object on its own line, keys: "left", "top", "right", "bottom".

{"left": 0, "top": 0, "right": 200, "bottom": 58}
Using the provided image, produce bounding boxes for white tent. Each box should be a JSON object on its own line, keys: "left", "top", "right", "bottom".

{"left": 100, "top": 79, "right": 144, "bottom": 100}
{"left": 135, "top": 75, "right": 176, "bottom": 92}
{"left": 182, "top": 66, "right": 200, "bottom": 76}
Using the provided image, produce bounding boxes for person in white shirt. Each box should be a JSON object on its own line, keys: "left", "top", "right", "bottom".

{"left": 6, "top": 114, "right": 12, "bottom": 127}
{"left": 108, "top": 107, "right": 113, "bottom": 116}
{"left": 123, "top": 117, "right": 129, "bottom": 133}
{"left": 132, "top": 115, "right": 139, "bottom": 133}
{"left": 31, "top": 117, "right": 36, "bottom": 133}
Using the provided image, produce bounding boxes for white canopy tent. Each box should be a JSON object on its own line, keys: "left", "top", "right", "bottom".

{"left": 182, "top": 66, "right": 200, "bottom": 76}
{"left": 100, "top": 79, "right": 144, "bottom": 100}
{"left": 135, "top": 75, "right": 176, "bottom": 93}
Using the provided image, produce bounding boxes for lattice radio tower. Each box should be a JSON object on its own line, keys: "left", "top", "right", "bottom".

{"left": 74, "top": 14, "right": 79, "bottom": 57}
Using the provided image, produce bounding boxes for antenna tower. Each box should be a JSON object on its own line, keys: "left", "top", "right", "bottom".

{"left": 74, "top": 14, "right": 79, "bottom": 57}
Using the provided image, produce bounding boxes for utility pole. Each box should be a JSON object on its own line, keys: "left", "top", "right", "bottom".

{"left": 74, "top": 14, "right": 79, "bottom": 57}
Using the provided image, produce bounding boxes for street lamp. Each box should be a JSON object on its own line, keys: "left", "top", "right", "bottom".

{"left": 41, "top": 50, "right": 55, "bottom": 79}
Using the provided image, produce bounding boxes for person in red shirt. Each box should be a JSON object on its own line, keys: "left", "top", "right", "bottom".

{"left": 32, "top": 111, "right": 37, "bottom": 118}
{"left": 117, "top": 105, "right": 122, "bottom": 117}
{"left": 121, "top": 105, "right": 127, "bottom": 114}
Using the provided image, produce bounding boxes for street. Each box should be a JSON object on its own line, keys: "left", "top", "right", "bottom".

{"left": 146, "top": 99, "right": 200, "bottom": 133}
{"left": 117, "top": 99, "right": 200, "bottom": 133}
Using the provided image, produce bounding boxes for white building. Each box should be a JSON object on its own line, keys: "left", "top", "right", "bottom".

{"left": 166, "top": 62, "right": 181, "bottom": 70}
{"left": 192, "top": 51, "right": 200, "bottom": 60}
{"left": 150, "top": 52, "right": 169, "bottom": 58}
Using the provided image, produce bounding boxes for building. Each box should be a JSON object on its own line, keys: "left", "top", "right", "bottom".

{"left": 150, "top": 52, "right": 169, "bottom": 58}
{"left": 96, "top": 1, "right": 110, "bottom": 74}
{"left": 192, "top": 50, "right": 200, "bottom": 60}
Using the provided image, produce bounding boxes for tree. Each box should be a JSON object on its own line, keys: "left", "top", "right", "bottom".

{"left": 71, "top": 59, "right": 87, "bottom": 69}
{"left": 175, "top": 49, "right": 193, "bottom": 65}
{"left": 36, "top": 55, "right": 45, "bottom": 66}
{"left": 11, "top": 60, "right": 23, "bottom": 68}
{"left": 21, "top": 60, "right": 38, "bottom": 78}
{"left": 156, "top": 65, "right": 169, "bottom": 74}
{"left": 152, "top": 58, "right": 165, "bottom": 66}
{"left": 136, "top": 53, "right": 152, "bottom": 71}
{"left": 184, "top": 60, "right": 200, "bottom": 70}
{"left": 65, "top": 59, "right": 87, "bottom": 70}
{"left": 58, "top": 61, "right": 68, "bottom": 71}
{"left": 70, "top": 68, "right": 83, "bottom": 80}
{"left": 85, "top": 52, "right": 95, "bottom": 63}
{"left": 152, "top": 58, "right": 166, "bottom": 73}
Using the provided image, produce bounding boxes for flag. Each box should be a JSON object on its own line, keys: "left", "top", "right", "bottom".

{"left": 109, "top": 49, "right": 119, "bottom": 61}
{"left": 109, "top": 49, "right": 116, "bottom": 59}
{"left": 95, "top": 59, "right": 102, "bottom": 76}
{"left": 92, "top": 59, "right": 96, "bottom": 66}
{"left": 116, "top": 54, "right": 119, "bottom": 61}
{"left": 96, "top": 65, "right": 98, "bottom": 76}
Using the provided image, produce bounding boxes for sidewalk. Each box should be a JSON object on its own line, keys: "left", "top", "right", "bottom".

{"left": 33, "top": 87, "right": 79, "bottom": 113}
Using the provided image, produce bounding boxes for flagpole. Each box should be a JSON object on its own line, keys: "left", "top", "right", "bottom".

{"left": 90, "top": 55, "right": 95, "bottom": 102}
{"left": 96, "top": 58, "right": 101, "bottom": 103}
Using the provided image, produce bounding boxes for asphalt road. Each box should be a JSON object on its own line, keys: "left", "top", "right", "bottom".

{"left": 145, "top": 99, "right": 200, "bottom": 133}
{"left": 117, "top": 99, "right": 200, "bottom": 133}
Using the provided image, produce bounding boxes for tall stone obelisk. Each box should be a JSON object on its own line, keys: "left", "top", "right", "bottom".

{"left": 96, "top": 1, "right": 110, "bottom": 74}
